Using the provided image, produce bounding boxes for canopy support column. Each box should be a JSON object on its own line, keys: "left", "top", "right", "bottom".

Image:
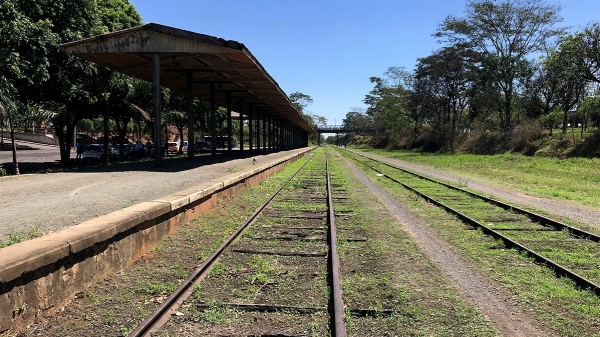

{"left": 262, "top": 112, "right": 267, "bottom": 152}
{"left": 248, "top": 104, "right": 253, "bottom": 152}
{"left": 210, "top": 82, "right": 216, "bottom": 157}
{"left": 270, "top": 114, "right": 274, "bottom": 152}
{"left": 186, "top": 71, "right": 195, "bottom": 159}
{"left": 226, "top": 91, "right": 232, "bottom": 155}
{"left": 256, "top": 109, "right": 261, "bottom": 152}
{"left": 152, "top": 54, "right": 162, "bottom": 166}
{"left": 238, "top": 98, "right": 244, "bottom": 154}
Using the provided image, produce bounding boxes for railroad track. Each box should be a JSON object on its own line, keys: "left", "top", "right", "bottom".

{"left": 129, "top": 152, "right": 348, "bottom": 336}
{"left": 342, "top": 149, "right": 600, "bottom": 296}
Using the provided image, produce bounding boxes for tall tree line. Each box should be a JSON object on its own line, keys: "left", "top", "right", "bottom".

{"left": 352, "top": 0, "right": 600, "bottom": 155}
{"left": 0, "top": 0, "right": 142, "bottom": 172}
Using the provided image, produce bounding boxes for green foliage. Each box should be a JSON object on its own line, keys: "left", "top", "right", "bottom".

{"left": 0, "top": 0, "right": 143, "bottom": 163}
{"left": 361, "top": 1, "right": 600, "bottom": 156}
{"left": 0, "top": 227, "right": 44, "bottom": 248}
{"left": 435, "top": 0, "right": 564, "bottom": 131}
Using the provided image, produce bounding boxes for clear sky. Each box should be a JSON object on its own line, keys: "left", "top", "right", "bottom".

{"left": 129, "top": 0, "right": 599, "bottom": 126}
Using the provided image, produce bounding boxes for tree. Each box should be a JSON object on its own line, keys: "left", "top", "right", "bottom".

{"left": 363, "top": 67, "right": 413, "bottom": 146}
{"left": 0, "top": 77, "right": 53, "bottom": 174}
{"left": 522, "top": 61, "right": 559, "bottom": 123}
{"left": 416, "top": 46, "right": 477, "bottom": 152}
{"left": 578, "top": 94, "right": 600, "bottom": 135}
{"left": 554, "top": 23, "right": 600, "bottom": 84}
{"left": 288, "top": 92, "right": 325, "bottom": 143}
{"left": 342, "top": 110, "right": 372, "bottom": 130}
{"left": 435, "top": 0, "right": 565, "bottom": 131}
{"left": 288, "top": 92, "right": 313, "bottom": 113}
{"left": 0, "top": 0, "right": 142, "bottom": 164}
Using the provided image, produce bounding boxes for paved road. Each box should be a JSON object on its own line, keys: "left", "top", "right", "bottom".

{"left": 0, "top": 139, "right": 66, "bottom": 175}
{"left": 0, "top": 147, "right": 310, "bottom": 241}
{"left": 0, "top": 139, "right": 64, "bottom": 165}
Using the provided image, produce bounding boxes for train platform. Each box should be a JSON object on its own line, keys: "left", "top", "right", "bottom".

{"left": 0, "top": 148, "right": 312, "bottom": 242}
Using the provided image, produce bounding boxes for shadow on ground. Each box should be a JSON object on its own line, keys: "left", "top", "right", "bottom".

{"left": 0, "top": 150, "right": 281, "bottom": 176}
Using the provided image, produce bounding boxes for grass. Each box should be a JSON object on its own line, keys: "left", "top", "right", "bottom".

{"left": 356, "top": 153, "right": 600, "bottom": 285}
{"left": 342, "top": 148, "right": 600, "bottom": 336}
{"left": 0, "top": 227, "right": 44, "bottom": 248}
{"left": 12, "top": 153, "right": 314, "bottom": 337}
{"left": 355, "top": 147, "right": 600, "bottom": 208}
{"left": 328, "top": 150, "right": 498, "bottom": 336}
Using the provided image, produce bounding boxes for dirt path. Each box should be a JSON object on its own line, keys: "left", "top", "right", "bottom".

{"left": 343, "top": 157, "right": 557, "bottom": 337}
{"left": 351, "top": 149, "right": 600, "bottom": 228}
{"left": 0, "top": 149, "right": 309, "bottom": 241}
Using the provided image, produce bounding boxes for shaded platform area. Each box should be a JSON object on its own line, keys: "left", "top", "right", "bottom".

{"left": 0, "top": 147, "right": 312, "bottom": 242}
{"left": 60, "top": 23, "right": 314, "bottom": 164}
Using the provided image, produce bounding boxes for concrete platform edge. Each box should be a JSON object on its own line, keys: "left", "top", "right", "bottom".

{"left": 0, "top": 147, "right": 314, "bottom": 333}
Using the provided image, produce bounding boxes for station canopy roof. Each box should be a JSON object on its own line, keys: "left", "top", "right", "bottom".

{"left": 60, "top": 23, "right": 314, "bottom": 133}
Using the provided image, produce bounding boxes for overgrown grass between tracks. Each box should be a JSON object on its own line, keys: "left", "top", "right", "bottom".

{"left": 329, "top": 151, "right": 497, "bottom": 336}
{"left": 353, "top": 147, "right": 600, "bottom": 209}
{"left": 363, "top": 156, "right": 600, "bottom": 286}
{"left": 339, "top": 148, "right": 600, "bottom": 336}
{"left": 7, "top": 152, "right": 313, "bottom": 337}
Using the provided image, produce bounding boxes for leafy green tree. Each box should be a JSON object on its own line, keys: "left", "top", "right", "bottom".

{"left": 546, "top": 23, "right": 600, "bottom": 135}
{"left": 545, "top": 41, "right": 589, "bottom": 134}
{"left": 522, "top": 60, "right": 560, "bottom": 123}
{"left": 0, "top": 0, "right": 142, "bottom": 164}
{"left": 554, "top": 23, "right": 600, "bottom": 84}
{"left": 435, "top": 0, "right": 565, "bottom": 131}
{"left": 342, "top": 110, "right": 372, "bottom": 130}
{"left": 578, "top": 94, "right": 600, "bottom": 136}
{"left": 288, "top": 91, "right": 324, "bottom": 143}
{"left": 416, "top": 46, "right": 477, "bottom": 152}
{"left": 0, "top": 77, "right": 54, "bottom": 174}
{"left": 363, "top": 67, "right": 413, "bottom": 146}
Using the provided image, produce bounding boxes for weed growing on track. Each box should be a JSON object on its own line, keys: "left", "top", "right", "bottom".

{"left": 376, "top": 159, "right": 600, "bottom": 286}
{"left": 10, "top": 153, "right": 313, "bottom": 337}
{"left": 356, "top": 147, "right": 600, "bottom": 208}
{"left": 351, "top": 150, "right": 600, "bottom": 336}
{"left": 328, "top": 150, "right": 497, "bottom": 336}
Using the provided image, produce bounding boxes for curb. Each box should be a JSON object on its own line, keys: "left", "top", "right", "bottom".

{"left": 0, "top": 147, "right": 314, "bottom": 333}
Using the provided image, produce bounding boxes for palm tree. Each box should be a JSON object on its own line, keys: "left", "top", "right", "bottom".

{"left": 0, "top": 77, "right": 54, "bottom": 175}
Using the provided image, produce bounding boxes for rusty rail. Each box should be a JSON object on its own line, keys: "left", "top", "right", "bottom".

{"left": 326, "top": 155, "right": 347, "bottom": 337}
{"left": 350, "top": 154, "right": 600, "bottom": 297}
{"left": 129, "top": 155, "right": 313, "bottom": 337}
{"left": 345, "top": 149, "right": 600, "bottom": 242}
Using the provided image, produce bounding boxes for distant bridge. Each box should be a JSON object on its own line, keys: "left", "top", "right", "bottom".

{"left": 313, "top": 125, "right": 375, "bottom": 145}
{"left": 314, "top": 125, "right": 375, "bottom": 133}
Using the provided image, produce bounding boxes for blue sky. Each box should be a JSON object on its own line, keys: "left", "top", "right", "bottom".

{"left": 129, "top": 0, "right": 599, "bottom": 126}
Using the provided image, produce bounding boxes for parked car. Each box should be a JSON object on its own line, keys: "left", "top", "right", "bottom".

{"left": 195, "top": 141, "right": 211, "bottom": 152}
{"left": 111, "top": 144, "right": 134, "bottom": 158}
{"left": 167, "top": 142, "right": 179, "bottom": 153}
{"left": 83, "top": 144, "right": 112, "bottom": 161}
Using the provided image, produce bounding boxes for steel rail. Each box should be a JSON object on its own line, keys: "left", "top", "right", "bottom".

{"left": 352, "top": 156, "right": 600, "bottom": 296}
{"left": 129, "top": 155, "right": 314, "bottom": 337}
{"left": 326, "top": 155, "right": 348, "bottom": 337}
{"left": 344, "top": 149, "right": 600, "bottom": 242}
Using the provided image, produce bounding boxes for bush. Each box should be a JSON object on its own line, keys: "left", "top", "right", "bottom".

{"left": 412, "top": 125, "right": 441, "bottom": 152}
{"left": 507, "top": 121, "right": 543, "bottom": 155}
{"left": 535, "top": 137, "right": 574, "bottom": 157}
{"left": 458, "top": 128, "right": 507, "bottom": 154}
{"left": 0, "top": 165, "right": 6, "bottom": 176}
{"left": 568, "top": 131, "right": 600, "bottom": 157}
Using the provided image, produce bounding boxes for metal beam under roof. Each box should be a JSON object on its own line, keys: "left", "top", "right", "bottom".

{"left": 60, "top": 23, "right": 314, "bottom": 133}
